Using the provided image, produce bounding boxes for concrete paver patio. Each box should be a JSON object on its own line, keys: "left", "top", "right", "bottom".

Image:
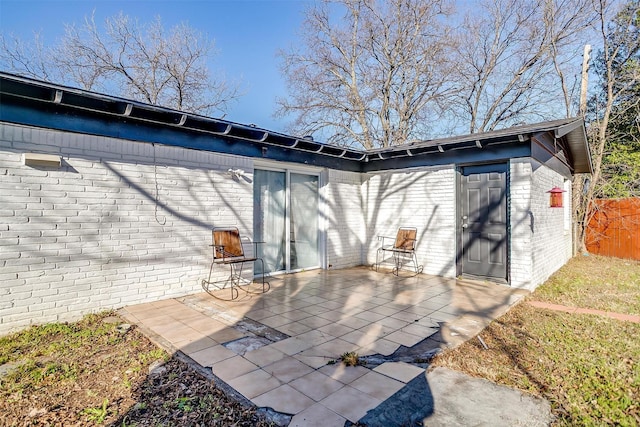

{"left": 120, "top": 267, "right": 529, "bottom": 426}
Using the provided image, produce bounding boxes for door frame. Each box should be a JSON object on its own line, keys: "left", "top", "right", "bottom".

{"left": 253, "top": 161, "right": 326, "bottom": 275}
{"left": 455, "top": 162, "right": 510, "bottom": 284}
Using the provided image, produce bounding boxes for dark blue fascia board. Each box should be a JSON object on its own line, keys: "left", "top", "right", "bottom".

{"left": 1, "top": 92, "right": 533, "bottom": 173}
{"left": 0, "top": 99, "right": 363, "bottom": 172}
{"left": 361, "top": 142, "right": 531, "bottom": 172}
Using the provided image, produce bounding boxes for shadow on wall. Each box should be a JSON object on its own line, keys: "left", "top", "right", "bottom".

{"left": 1, "top": 136, "right": 257, "bottom": 332}
{"left": 354, "top": 169, "right": 450, "bottom": 276}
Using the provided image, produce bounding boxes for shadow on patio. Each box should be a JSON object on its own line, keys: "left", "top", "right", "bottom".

{"left": 119, "top": 267, "right": 528, "bottom": 426}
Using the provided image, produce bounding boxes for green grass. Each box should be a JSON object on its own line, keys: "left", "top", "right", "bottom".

{"left": 432, "top": 255, "right": 640, "bottom": 426}
{"left": 533, "top": 254, "right": 640, "bottom": 314}
{"left": 0, "top": 311, "right": 168, "bottom": 424}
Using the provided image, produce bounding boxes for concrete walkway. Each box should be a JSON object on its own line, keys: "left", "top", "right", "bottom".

{"left": 528, "top": 301, "right": 640, "bottom": 323}
{"left": 120, "top": 267, "right": 550, "bottom": 426}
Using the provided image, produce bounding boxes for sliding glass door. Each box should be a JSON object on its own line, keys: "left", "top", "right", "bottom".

{"left": 254, "top": 169, "right": 319, "bottom": 275}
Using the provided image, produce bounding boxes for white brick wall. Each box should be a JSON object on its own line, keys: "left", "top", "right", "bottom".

{"left": 361, "top": 166, "right": 457, "bottom": 277}
{"left": 1, "top": 121, "right": 575, "bottom": 333}
{"left": 509, "top": 158, "right": 572, "bottom": 290}
{"left": 324, "top": 170, "right": 365, "bottom": 269}
{"left": 1, "top": 123, "right": 254, "bottom": 334}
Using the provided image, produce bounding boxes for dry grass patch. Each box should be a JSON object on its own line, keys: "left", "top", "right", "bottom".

{"left": 0, "top": 311, "right": 272, "bottom": 426}
{"left": 432, "top": 255, "right": 640, "bottom": 426}
{"left": 533, "top": 254, "right": 640, "bottom": 313}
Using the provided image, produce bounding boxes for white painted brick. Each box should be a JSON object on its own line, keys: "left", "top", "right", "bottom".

{"left": 509, "top": 159, "right": 572, "bottom": 290}
{"left": 0, "top": 121, "right": 574, "bottom": 334}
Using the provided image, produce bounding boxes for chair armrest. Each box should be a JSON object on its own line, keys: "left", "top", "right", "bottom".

{"left": 211, "top": 244, "right": 227, "bottom": 261}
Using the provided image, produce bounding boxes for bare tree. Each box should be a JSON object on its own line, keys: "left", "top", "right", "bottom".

{"left": 576, "top": 0, "right": 640, "bottom": 251}
{"left": 0, "top": 32, "right": 60, "bottom": 82}
{"left": 452, "top": 0, "right": 595, "bottom": 133}
{"left": 1, "top": 12, "right": 240, "bottom": 116}
{"left": 277, "top": 0, "right": 456, "bottom": 149}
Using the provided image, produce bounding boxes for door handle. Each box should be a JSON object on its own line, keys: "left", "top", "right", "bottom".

{"left": 462, "top": 223, "right": 468, "bottom": 229}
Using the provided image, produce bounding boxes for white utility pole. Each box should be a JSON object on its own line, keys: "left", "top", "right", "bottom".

{"left": 579, "top": 44, "right": 592, "bottom": 116}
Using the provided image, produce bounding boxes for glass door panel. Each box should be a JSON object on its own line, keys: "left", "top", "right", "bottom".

{"left": 290, "top": 173, "right": 319, "bottom": 270}
{"left": 253, "top": 170, "right": 286, "bottom": 274}
{"left": 253, "top": 169, "right": 320, "bottom": 275}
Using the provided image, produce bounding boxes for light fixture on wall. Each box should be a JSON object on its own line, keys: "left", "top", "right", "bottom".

{"left": 227, "top": 168, "right": 246, "bottom": 179}
{"left": 547, "top": 186, "right": 566, "bottom": 208}
{"left": 23, "top": 153, "right": 61, "bottom": 168}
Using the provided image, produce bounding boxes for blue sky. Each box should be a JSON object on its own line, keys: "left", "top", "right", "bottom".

{"left": 0, "top": 0, "right": 313, "bottom": 132}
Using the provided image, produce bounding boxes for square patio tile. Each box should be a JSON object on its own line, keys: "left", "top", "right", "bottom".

{"left": 317, "top": 323, "right": 354, "bottom": 338}
{"left": 281, "top": 309, "right": 312, "bottom": 322}
{"left": 419, "top": 300, "right": 449, "bottom": 310}
{"left": 373, "top": 362, "right": 425, "bottom": 383}
{"left": 187, "top": 317, "right": 230, "bottom": 335}
{"left": 275, "top": 321, "right": 313, "bottom": 336}
{"left": 289, "top": 403, "right": 346, "bottom": 427}
{"left": 290, "top": 370, "right": 344, "bottom": 401}
{"left": 242, "top": 345, "right": 287, "bottom": 367}
{"left": 349, "top": 371, "right": 405, "bottom": 401}
{"left": 252, "top": 384, "right": 316, "bottom": 414}
{"left": 336, "top": 316, "right": 370, "bottom": 330}
{"left": 295, "top": 329, "right": 334, "bottom": 346}
{"left": 319, "top": 385, "right": 382, "bottom": 423}
{"left": 293, "top": 353, "right": 335, "bottom": 369}
{"left": 263, "top": 304, "right": 296, "bottom": 315}
{"left": 318, "top": 309, "right": 355, "bottom": 322}
{"left": 269, "top": 336, "right": 315, "bottom": 356}
{"left": 159, "top": 326, "right": 204, "bottom": 344}
{"left": 340, "top": 329, "right": 379, "bottom": 347}
{"left": 377, "top": 316, "right": 411, "bottom": 330}
{"left": 354, "top": 310, "right": 386, "bottom": 322}
{"left": 401, "top": 323, "right": 439, "bottom": 338}
{"left": 300, "top": 304, "right": 332, "bottom": 316}
{"left": 390, "top": 310, "right": 424, "bottom": 323}
{"left": 429, "top": 311, "right": 459, "bottom": 322}
{"left": 189, "top": 344, "right": 236, "bottom": 367}
{"left": 261, "top": 314, "right": 295, "bottom": 329}
{"left": 358, "top": 323, "right": 397, "bottom": 339}
{"left": 208, "top": 327, "right": 247, "bottom": 344}
{"left": 385, "top": 330, "right": 425, "bottom": 347}
{"left": 227, "top": 368, "right": 283, "bottom": 399}
{"left": 318, "top": 363, "right": 369, "bottom": 384}
{"left": 302, "top": 296, "right": 329, "bottom": 305}
{"left": 369, "top": 304, "right": 402, "bottom": 317}
{"left": 357, "top": 338, "right": 400, "bottom": 356}
{"left": 298, "top": 316, "right": 334, "bottom": 329}
{"left": 314, "top": 338, "right": 358, "bottom": 358}
{"left": 317, "top": 300, "right": 344, "bottom": 310}
{"left": 245, "top": 308, "right": 276, "bottom": 321}
{"left": 175, "top": 336, "right": 217, "bottom": 355}
{"left": 211, "top": 355, "right": 259, "bottom": 382}
{"left": 263, "top": 357, "right": 315, "bottom": 383}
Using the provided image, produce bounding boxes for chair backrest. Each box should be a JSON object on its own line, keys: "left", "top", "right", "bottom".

{"left": 394, "top": 227, "right": 417, "bottom": 251}
{"left": 213, "top": 227, "right": 245, "bottom": 259}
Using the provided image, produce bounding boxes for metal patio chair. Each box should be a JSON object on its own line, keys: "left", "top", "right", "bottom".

{"left": 201, "top": 227, "right": 269, "bottom": 300}
{"left": 376, "top": 227, "right": 423, "bottom": 276}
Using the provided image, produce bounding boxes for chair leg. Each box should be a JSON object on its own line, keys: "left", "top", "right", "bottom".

{"left": 245, "top": 258, "right": 270, "bottom": 294}
{"left": 202, "top": 263, "right": 239, "bottom": 301}
{"left": 257, "top": 258, "right": 270, "bottom": 293}
{"left": 392, "top": 251, "right": 400, "bottom": 276}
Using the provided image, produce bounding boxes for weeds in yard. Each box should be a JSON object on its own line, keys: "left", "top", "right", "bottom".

{"left": 340, "top": 351, "right": 361, "bottom": 366}
{"left": 83, "top": 399, "right": 109, "bottom": 423}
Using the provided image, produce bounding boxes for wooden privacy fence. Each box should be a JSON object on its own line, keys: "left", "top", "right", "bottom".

{"left": 586, "top": 197, "right": 640, "bottom": 260}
